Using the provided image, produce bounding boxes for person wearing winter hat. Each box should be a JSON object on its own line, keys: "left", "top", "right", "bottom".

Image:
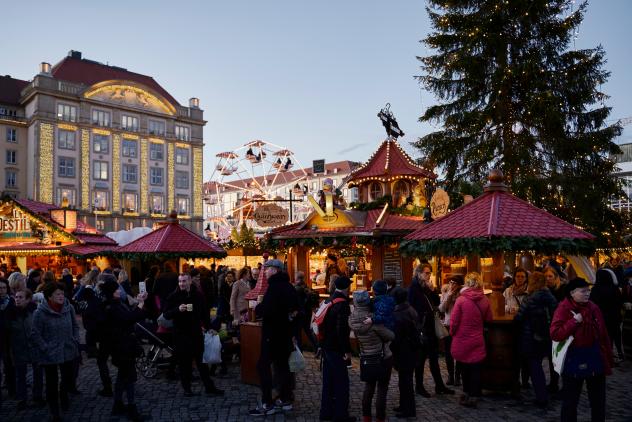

{"left": 364, "top": 280, "right": 395, "bottom": 331}
{"left": 349, "top": 290, "right": 394, "bottom": 422}
{"left": 439, "top": 274, "right": 464, "bottom": 387}
{"left": 590, "top": 269, "right": 624, "bottom": 361}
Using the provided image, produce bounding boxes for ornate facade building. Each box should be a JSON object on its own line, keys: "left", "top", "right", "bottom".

{"left": 0, "top": 50, "right": 205, "bottom": 233}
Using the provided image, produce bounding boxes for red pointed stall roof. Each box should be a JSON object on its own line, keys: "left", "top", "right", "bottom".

{"left": 347, "top": 139, "right": 436, "bottom": 186}
{"left": 115, "top": 216, "right": 226, "bottom": 258}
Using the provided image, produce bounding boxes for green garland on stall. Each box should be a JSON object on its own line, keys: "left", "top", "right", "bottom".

{"left": 399, "top": 237, "right": 595, "bottom": 257}
{"left": 263, "top": 234, "right": 401, "bottom": 250}
{"left": 112, "top": 250, "right": 227, "bottom": 261}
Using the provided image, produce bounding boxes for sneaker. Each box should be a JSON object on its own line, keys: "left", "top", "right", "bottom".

{"left": 274, "top": 399, "right": 293, "bottom": 411}
{"left": 249, "top": 403, "right": 277, "bottom": 416}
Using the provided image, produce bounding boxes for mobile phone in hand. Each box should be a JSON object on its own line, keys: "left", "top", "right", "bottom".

{"left": 139, "top": 281, "right": 146, "bottom": 294}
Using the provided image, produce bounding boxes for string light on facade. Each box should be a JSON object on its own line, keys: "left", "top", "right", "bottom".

{"left": 140, "top": 139, "right": 149, "bottom": 214}
{"left": 112, "top": 134, "right": 121, "bottom": 212}
{"left": 167, "top": 142, "right": 175, "bottom": 211}
{"left": 38, "top": 123, "right": 54, "bottom": 203}
{"left": 81, "top": 130, "right": 91, "bottom": 209}
{"left": 193, "top": 147, "right": 203, "bottom": 217}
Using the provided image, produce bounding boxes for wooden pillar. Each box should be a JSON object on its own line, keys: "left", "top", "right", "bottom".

{"left": 401, "top": 256, "right": 414, "bottom": 287}
{"left": 490, "top": 251, "right": 506, "bottom": 317}
{"left": 371, "top": 245, "right": 384, "bottom": 287}
{"left": 466, "top": 254, "right": 480, "bottom": 273}
{"left": 296, "top": 246, "right": 310, "bottom": 287}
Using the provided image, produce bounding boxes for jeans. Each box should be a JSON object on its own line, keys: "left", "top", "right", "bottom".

{"left": 42, "top": 361, "right": 74, "bottom": 417}
{"left": 444, "top": 335, "right": 459, "bottom": 382}
{"left": 320, "top": 350, "right": 350, "bottom": 421}
{"left": 457, "top": 361, "right": 482, "bottom": 398}
{"left": 15, "top": 363, "right": 44, "bottom": 401}
{"left": 397, "top": 366, "right": 415, "bottom": 415}
{"left": 257, "top": 339, "right": 291, "bottom": 405}
{"left": 561, "top": 374, "right": 606, "bottom": 422}
{"left": 416, "top": 337, "right": 446, "bottom": 390}
{"left": 177, "top": 349, "right": 215, "bottom": 393}
{"left": 362, "top": 356, "right": 392, "bottom": 420}
{"left": 528, "top": 357, "right": 548, "bottom": 403}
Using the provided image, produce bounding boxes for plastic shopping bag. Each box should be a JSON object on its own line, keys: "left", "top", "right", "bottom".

{"left": 203, "top": 332, "right": 222, "bottom": 364}
{"left": 288, "top": 344, "right": 306, "bottom": 373}
{"left": 552, "top": 335, "right": 574, "bottom": 375}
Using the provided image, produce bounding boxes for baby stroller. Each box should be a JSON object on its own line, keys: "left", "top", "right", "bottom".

{"left": 135, "top": 321, "right": 175, "bottom": 379}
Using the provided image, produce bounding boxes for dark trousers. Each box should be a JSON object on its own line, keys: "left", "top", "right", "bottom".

{"left": 416, "top": 338, "right": 445, "bottom": 390}
{"left": 2, "top": 353, "right": 16, "bottom": 395}
{"left": 42, "top": 361, "right": 74, "bottom": 417}
{"left": 548, "top": 353, "right": 560, "bottom": 389}
{"left": 457, "top": 361, "right": 482, "bottom": 397}
{"left": 397, "top": 366, "right": 416, "bottom": 415}
{"left": 444, "top": 335, "right": 460, "bottom": 382}
{"left": 362, "top": 356, "right": 392, "bottom": 420}
{"left": 561, "top": 374, "right": 606, "bottom": 422}
{"left": 97, "top": 341, "right": 112, "bottom": 388}
{"left": 85, "top": 329, "right": 98, "bottom": 355}
{"left": 320, "top": 350, "right": 350, "bottom": 421}
{"left": 528, "top": 357, "right": 548, "bottom": 403}
{"left": 15, "top": 363, "right": 43, "bottom": 401}
{"left": 257, "top": 341, "right": 291, "bottom": 405}
{"left": 177, "top": 349, "right": 215, "bottom": 393}
{"left": 606, "top": 322, "right": 624, "bottom": 357}
{"left": 114, "top": 362, "right": 137, "bottom": 404}
{"left": 297, "top": 317, "right": 319, "bottom": 351}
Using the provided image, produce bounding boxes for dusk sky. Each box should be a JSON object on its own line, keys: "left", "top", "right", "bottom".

{"left": 2, "top": 0, "right": 631, "bottom": 181}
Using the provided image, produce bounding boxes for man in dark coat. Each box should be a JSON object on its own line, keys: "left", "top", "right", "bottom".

{"left": 164, "top": 274, "right": 223, "bottom": 397}
{"left": 319, "top": 276, "right": 354, "bottom": 422}
{"left": 408, "top": 264, "right": 453, "bottom": 397}
{"left": 249, "top": 260, "right": 298, "bottom": 417}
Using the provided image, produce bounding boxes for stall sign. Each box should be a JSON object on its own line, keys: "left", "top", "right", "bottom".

{"left": 0, "top": 206, "right": 32, "bottom": 239}
{"left": 430, "top": 188, "right": 450, "bottom": 219}
{"left": 254, "top": 204, "right": 289, "bottom": 227}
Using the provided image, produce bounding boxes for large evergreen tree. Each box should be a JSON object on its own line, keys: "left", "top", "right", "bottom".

{"left": 415, "top": 0, "right": 624, "bottom": 242}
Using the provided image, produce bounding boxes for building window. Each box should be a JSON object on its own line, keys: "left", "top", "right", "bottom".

{"left": 121, "top": 115, "right": 139, "bottom": 132}
{"left": 91, "top": 109, "right": 111, "bottom": 127}
{"left": 57, "top": 187, "right": 76, "bottom": 206}
{"left": 369, "top": 182, "right": 383, "bottom": 201}
{"left": 175, "top": 171, "right": 189, "bottom": 189}
{"left": 57, "top": 103, "right": 77, "bottom": 122}
{"left": 393, "top": 180, "right": 409, "bottom": 200}
{"left": 58, "top": 157, "right": 75, "bottom": 177}
{"left": 93, "top": 134, "right": 109, "bottom": 153}
{"left": 150, "top": 167, "right": 163, "bottom": 185}
{"left": 6, "top": 128, "right": 17, "bottom": 143}
{"left": 125, "top": 221, "right": 135, "bottom": 230}
{"left": 93, "top": 190, "right": 109, "bottom": 211}
{"left": 58, "top": 130, "right": 76, "bottom": 150}
{"left": 150, "top": 142, "right": 163, "bottom": 160}
{"left": 122, "top": 164, "right": 137, "bottom": 183}
{"left": 93, "top": 161, "right": 109, "bottom": 180}
{"left": 5, "top": 170, "right": 16, "bottom": 188}
{"left": 148, "top": 120, "right": 165, "bottom": 136}
{"left": 122, "top": 139, "right": 137, "bottom": 157}
{"left": 175, "top": 147, "right": 189, "bottom": 165}
{"left": 150, "top": 194, "right": 164, "bottom": 214}
{"left": 6, "top": 150, "right": 16, "bottom": 164}
{"left": 96, "top": 220, "right": 105, "bottom": 231}
{"left": 123, "top": 192, "right": 138, "bottom": 213}
{"left": 177, "top": 196, "right": 190, "bottom": 215}
{"left": 175, "top": 125, "right": 190, "bottom": 141}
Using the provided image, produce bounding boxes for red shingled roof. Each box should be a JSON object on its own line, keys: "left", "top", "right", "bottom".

{"left": 404, "top": 189, "right": 594, "bottom": 241}
{"left": 52, "top": 56, "right": 180, "bottom": 106}
{"left": 63, "top": 244, "right": 116, "bottom": 257}
{"left": 347, "top": 140, "right": 436, "bottom": 184}
{"left": 0, "top": 75, "right": 29, "bottom": 105}
{"left": 116, "top": 219, "right": 225, "bottom": 256}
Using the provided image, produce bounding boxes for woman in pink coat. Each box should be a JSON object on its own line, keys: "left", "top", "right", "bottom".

{"left": 450, "top": 272, "right": 493, "bottom": 407}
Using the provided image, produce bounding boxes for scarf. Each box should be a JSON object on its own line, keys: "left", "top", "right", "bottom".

{"left": 48, "top": 299, "right": 63, "bottom": 313}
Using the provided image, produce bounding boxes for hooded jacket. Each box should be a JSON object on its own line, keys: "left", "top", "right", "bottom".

{"left": 349, "top": 302, "right": 394, "bottom": 358}
{"left": 450, "top": 287, "right": 492, "bottom": 363}
{"left": 391, "top": 302, "right": 420, "bottom": 371}
{"left": 514, "top": 288, "right": 558, "bottom": 358}
{"left": 30, "top": 299, "right": 80, "bottom": 365}
{"left": 590, "top": 269, "right": 623, "bottom": 326}
{"left": 6, "top": 302, "right": 38, "bottom": 365}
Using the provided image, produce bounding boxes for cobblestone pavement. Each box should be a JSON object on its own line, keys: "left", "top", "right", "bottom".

{"left": 2, "top": 347, "right": 631, "bottom": 421}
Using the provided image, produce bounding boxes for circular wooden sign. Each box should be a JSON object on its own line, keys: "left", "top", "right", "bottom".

{"left": 430, "top": 188, "right": 450, "bottom": 219}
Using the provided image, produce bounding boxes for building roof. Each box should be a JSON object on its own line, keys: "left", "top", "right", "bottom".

{"left": 347, "top": 139, "right": 436, "bottom": 185}
{"left": 0, "top": 75, "right": 29, "bottom": 105}
{"left": 115, "top": 216, "right": 226, "bottom": 258}
{"left": 51, "top": 54, "right": 180, "bottom": 106}
{"left": 62, "top": 244, "right": 116, "bottom": 257}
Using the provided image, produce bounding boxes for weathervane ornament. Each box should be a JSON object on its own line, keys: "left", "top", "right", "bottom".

{"left": 377, "top": 103, "right": 405, "bottom": 139}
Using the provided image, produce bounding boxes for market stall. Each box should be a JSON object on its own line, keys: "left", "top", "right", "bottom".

{"left": 400, "top": 170, "right": 595, "bottom": 391}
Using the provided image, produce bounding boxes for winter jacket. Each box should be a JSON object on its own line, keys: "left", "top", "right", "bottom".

{"left": 6, "top": 302, "right": 38, "bottom": 365}
{"left": 62, "top": 274, "right": 74, "bottom": 298}
{"left": 503, "top": 284, "right": 527, "bottom": 312}
{"left": 320, "top": 290, "right": 351, "bottom": 354}
{"left": 450, "top": 287, "right": 492, "bottom": 364}
{"left": 590, "top": 273, "right": 623, "bottom": 326}
{"left": 349, "top": 303, "right": 394, "bottom": 359}
{"left": 164, "top": 285, "right": 210, "bottom": 354}
{"left": 391, "top": 302, "right": 420, "bottom": 371}
{"left": 31, "top": 299, "right": 80, "bottom": 365}
{"left": 439, "top": 289, "right": 459, "bottom": 326}
{"left": 408, "top": 279, "right": 439, "bottom": 338}
{"left": 255, "top": 271, "right": 299, "bottom": 354}
{"left": 230, "top": 279, "right": 251, "bottom": 322}
{"left": 103, "top": 299, "right": 145, "bottom": 367}
{"left": 152, "top": 271, "right": 178, "bottom": 310}
{"left": 372, "top": 294, "right": 395, "bottom": 331}
{"left": 550, "top": 297, "right": 613, "bottom": 376}
{"left": 514, "top": 289, "right": 558, "bottom": 358}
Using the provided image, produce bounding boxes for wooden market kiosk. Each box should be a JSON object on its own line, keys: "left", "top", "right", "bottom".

{"left": 0, "top": 197, "right": 118, "bottom": 275}
{"left": 400, "top": 170, "right": 595, "bottom": 391}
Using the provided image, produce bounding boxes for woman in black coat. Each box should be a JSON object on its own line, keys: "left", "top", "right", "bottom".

{"left": 164, "top": 274, "right": 223, "bottom": 397}
{"left": 391, "top": 287, "right": 421, "bottom": 418}
{"left": 590, "top": 268, "right": 624, "bottom": 361}
{"left": 100, "top": 279, "right": 147, "bottom": 421}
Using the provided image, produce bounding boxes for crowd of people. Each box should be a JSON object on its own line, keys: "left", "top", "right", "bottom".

{"left": 0, "top": 255, "right": 630, "bottom": 422}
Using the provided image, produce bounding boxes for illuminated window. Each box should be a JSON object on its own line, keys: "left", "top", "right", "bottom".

{"left": 91, "top": 109, "right": 111, "bottom": 127}
{"left": 6, "top": 150, "right": 16, "bottom": 164}
{"left": 6, "top": 128, "right": 17, "bottom": 143}
{"left": 177, "top": 196, "right": 190, "bottom": 215}
{"left": 93, "top": 135, "right": 109, "bottom": 153}
{"left": 175, "top": 125, "right": 190, "bottom": 141}
{"left": 369, "top": 182, "right": 383, "bottom": 200}
{"left": 150, "top": 167, "right": 163, "bottom": 185}
{"left": 58, "top": 130, "right": 76, "bottom": 150}
{"left": 125, "top": 221, "right": 135, "bottom": 230}
{"left": 148, "top": 120, "right": 165, "bottom": 136}
{"left": 150, "top": 142, "right": 164, "bottom": 160}
{"left": 57, "top": 187, "right": 76, "bottom": 206}
{"left": 122, "top": 139, "right": 137, "bottom": 158}
{"left": 57, "top": 103, "right": 77, "bottom": 122}
{"left": 93, "top": 161, "right": 109, "bottom": 180}
{"left": 96, "top": 220, "right": 105, "bottom": 231}
{"left": 176, "top": 147, "right": 189, "bottom": 165}
{"left": 58, "top": 157, "right": 75, "bottom": 178}
{"left": 150, "top": 194, "right": 164, "bottom": 214}
{"left": 123, "top": 192, "right": 138, "bottom": 212}
{"left": 121, "top": 115, "right": 139, "bottom": 132}
{"left": 122, "top": 164, "right": 137, "bottom": 183}
{"left": 93, "top": 190, "right": 109, "bottom": 211}
{"left": 175, "top": 171, "right": 189, "bottom": 189}
{"left": 5, "top": 170, "right": 16, "bottom": 188}
{"left": 393, "top": 180, "right": 409, "bottom": 199}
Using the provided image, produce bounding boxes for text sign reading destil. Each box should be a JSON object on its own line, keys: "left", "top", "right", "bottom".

{"left": 0, "top": 204, "right": 32, "bottom": 239}
{"left": 254, "top": 204, "right": 289, "bottom": 227}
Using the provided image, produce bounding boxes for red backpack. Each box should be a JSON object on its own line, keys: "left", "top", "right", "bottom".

{"left": 311, "top": 297, "right": 345, "bottom": 341}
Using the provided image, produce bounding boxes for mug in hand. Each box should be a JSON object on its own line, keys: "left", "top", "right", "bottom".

{"left": 186, "top": 303, "right": 193, "bottom": 312}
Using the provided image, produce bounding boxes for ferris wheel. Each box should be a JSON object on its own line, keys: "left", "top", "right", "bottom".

{"left": 204, "top": 139, "right": 309, "bottom": 240}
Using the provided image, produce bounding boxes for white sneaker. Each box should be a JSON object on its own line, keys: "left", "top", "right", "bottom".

{"left": 249, "top": 403, "right": 277, "bottom": 416}
{"left": 274, "top": 399, "right": 293, "bottom": 411}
